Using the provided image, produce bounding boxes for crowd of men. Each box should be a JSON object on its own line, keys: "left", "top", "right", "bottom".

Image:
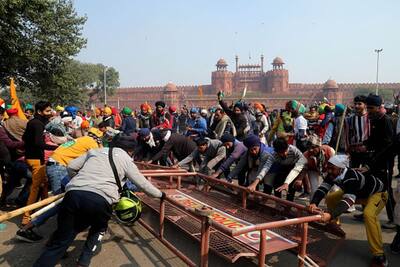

{"left": 0, "top": 91, "right": 399, "bottom": 266}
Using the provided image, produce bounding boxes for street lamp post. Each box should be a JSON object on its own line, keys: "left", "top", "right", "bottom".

{"left": 103, "top": 66, "right": 107, "bottom": 105}
{"left": 374, "top": 49, "right": 383, "bottom": 95}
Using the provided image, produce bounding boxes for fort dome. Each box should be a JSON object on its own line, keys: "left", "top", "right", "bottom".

{"left": 216, "top": 58, "right": 228, "bottom": 66}
{"left": 323, "top": 79, "right": 339, "bottom": 89}
{"left": 272, "top": 57, "right": 284, "bottom": 65}
{"left": 164, "top": 82, "right": 177, "bottom": 92}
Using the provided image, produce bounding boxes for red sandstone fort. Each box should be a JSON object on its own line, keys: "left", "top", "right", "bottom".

{"left": 98, "top": 56, "right": 400, "bottom": 109}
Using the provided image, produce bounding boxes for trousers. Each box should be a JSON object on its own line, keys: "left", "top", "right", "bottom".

{"left": 22, "top": 159, "right": 47, "bottom": 225}
{"left": 326, "top": 190, "right": 387, "bottom": 256}
{"left": 33, "top": 190, "right": 112, "bottom": 267}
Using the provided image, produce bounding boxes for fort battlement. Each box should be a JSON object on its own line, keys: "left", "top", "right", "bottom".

{"left": 92, "top": 56, "right": 399, "bottom": 109}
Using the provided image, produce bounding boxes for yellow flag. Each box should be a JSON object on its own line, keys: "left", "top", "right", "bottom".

{"left": 10, "top": 78, "right": 27, "bottom": 120}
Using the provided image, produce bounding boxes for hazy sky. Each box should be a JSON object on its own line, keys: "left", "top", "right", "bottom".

{"left": 74, "top": 0, "right": 400, "bottom": 87}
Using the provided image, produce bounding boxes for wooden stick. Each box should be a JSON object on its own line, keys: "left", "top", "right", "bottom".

{"left": 335, "top": 106, "right": 347, "bottom": 152}
{"left": 0, "top": 193, "right": 65, "bottom": 223}
{"left": 31, "top": 197, "right": 64, "bottom": 219}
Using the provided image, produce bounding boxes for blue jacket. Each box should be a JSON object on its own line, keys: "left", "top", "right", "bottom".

{"left": 120, "top": 116, "right": 136, "bottom": 135}
{"left": 186, "top": 117, "right": 207, "bottom": 136}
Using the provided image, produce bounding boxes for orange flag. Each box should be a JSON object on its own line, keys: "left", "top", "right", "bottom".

{"left": 10, "top": 78, "right": 27, "bottom": 120}
{"left": 198, "top": 86, "right": 203, "bottom": 97}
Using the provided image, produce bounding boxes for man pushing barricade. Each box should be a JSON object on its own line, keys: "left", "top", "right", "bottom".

{"left": 308, "top": 155, "right": 388, "bottom": 267}
{"left": 32, "top": 135, "right": 165, "bottom": 267}
{"left": 173, "top": 137, "right": 226, "bottom": 176}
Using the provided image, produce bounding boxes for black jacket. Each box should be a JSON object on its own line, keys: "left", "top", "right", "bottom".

{"left": 219, "top": 100, "right": 248, "bottom": 140}
{"left": 22, "top": 114, "right": 57, "bottom": 162}
{"left": 364, "top": 113, "right": 393, "bottom": 171}
{"left": 151, "top": 133, "right": 196, "bottom": 163}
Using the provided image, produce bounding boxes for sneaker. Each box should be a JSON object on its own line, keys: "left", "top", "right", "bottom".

{"left": 382, "top": 221, "right": 397, "bottom": 230}
{"left": 390, "top": 232, "right": 400, "bottom": 254}
{"left": 353, "top": 213, "right": 364, "bottom": 222}
{"left": 16, "top": 229, "right": 43, "bottom": 243}
{"left": 346, "top": 205, "right": 356, "bottom": 213}
{"left": 370, "top": 254, "right": 388, "bottom": 267}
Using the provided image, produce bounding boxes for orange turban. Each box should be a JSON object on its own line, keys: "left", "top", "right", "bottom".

{"left": 140, "top": 103, "right": 151, "bottom": 112}
{"left": 253, "top": 102, "right": 264, "bottom": 112}
{"left": 81, "top": 120, "right": 90, "bottom": 129}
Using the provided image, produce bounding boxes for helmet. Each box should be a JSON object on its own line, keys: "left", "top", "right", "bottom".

{"left": 122, "top": 106, "right": 132, "bottom": 116}
{"left": 88, "top": 127, "right": 103, "bottom": 138}
{"left": 113, "top": 190, "right": 142, "bottom": 225}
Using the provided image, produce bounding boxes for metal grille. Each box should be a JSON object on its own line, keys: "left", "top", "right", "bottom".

{"left": 137, "top": 166, "right": 344, "bottom": 265}
{"left": 140, "top": 193, "right": 255, "bottom": 262}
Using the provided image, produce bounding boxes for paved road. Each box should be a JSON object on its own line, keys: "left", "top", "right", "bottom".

{"left": 1, "top": 178, "right": 399, "bottom": 266}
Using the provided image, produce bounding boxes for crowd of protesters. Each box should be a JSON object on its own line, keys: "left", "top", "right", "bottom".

{"left": 0, "top": 91, "right": 399, "bottom": 267}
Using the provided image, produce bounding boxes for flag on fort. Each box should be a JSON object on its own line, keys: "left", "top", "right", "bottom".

{"left": 10, "top": 78, "right": 27, "bottom": 120}
{"left": 198, "top": 86, "right": 203, "bottom": 97}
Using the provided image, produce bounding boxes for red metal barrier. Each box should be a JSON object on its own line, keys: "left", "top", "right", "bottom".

{"left": 135, "top": 163, "right": 328, "bottom": 267}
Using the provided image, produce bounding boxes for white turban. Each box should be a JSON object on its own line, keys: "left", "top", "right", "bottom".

{"left": 328, "top": 155, "right": 349, "bottom": 169}
{"left": 61, "top": 116, "right": 73, "bottom": 123}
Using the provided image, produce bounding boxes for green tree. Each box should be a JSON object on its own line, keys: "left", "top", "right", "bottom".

{"left": 0, "top": 0, "right": 87, "bottom": 95}
{"left": 89, "top": 65, "right": 120, "bottom": 103}
{"left": 0, "top": 60, "right": 120, "bottom": 108}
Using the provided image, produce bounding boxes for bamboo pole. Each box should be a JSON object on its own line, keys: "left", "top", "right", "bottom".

{"left": 0, "top": 193, "right": 65, "bottom": 223}
{"left": 31, "top": 197, "right": 64, "bottom": 219}
{"left": 335, "top": 106, "right": 347, "bottom": 152}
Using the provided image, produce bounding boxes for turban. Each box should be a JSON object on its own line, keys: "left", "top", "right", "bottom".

{"left": 138, "top": 128, "right": 151, "bottom": 137}
{"left": 318, "top": 103, "right": 327, "bottom": 114}
{"left": 140, "top": 103, "right": 151, "bottom": 111}
{"left": 61, "top": 116, "right": 73, "bottom": 123}
{"left": 253, "top": 102, "right": 264, "bottom": 112}
{"left": 366, "top": 94, "right": 382, "bottom": 107}
{"left": 243, "top": 134, "right": 261, "bottom": 148}
{"left": 155, "top": 101, "right": 166, "bottom": 108}
{"left": 328, "top": 155, "right": 349, "bottom": 169}
{"left": 6, "top": 108, "right": 18, "bottom": 116}
{"left": 307, "top": 134, "right": 321, "bottom": 147}
{"left": 65, "top": 106, "right": 78, "bottom": 114}
{"left": 122, "top": 107, "right": 132, "bottom": 116}
{"left": 168, "top": 106, "right": 177, "bottom": 113}
{"left": 111, "top": 107, "right": 118, "bottom": 116}
{"left": 334, "top": 104, "right": 346, "bottom": 116}
{"left": 234, "top": 102, "right": 244, "bottom": 111}
{"left": 88, "top": 127, "right": 103, "bottom": 138}
{"left": 220, "top": 133, "right": 235, "bottom": 144}
{"left": 104, "top": 107, "right": 112, "bottom": 116}
{"left": 55, "top": 105, "right": 64, "bottom": 112}
{"left": 25, "top": 104, "right": 33, "bottom": 111}
{"left": 190, "top": 107, "right": 199, "bottom": 113}
{"left": 286, "top": 100, "right": 305, "bottom": 114}
{"left": 80, "top": 120, "right": 90, "bottom": 129}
